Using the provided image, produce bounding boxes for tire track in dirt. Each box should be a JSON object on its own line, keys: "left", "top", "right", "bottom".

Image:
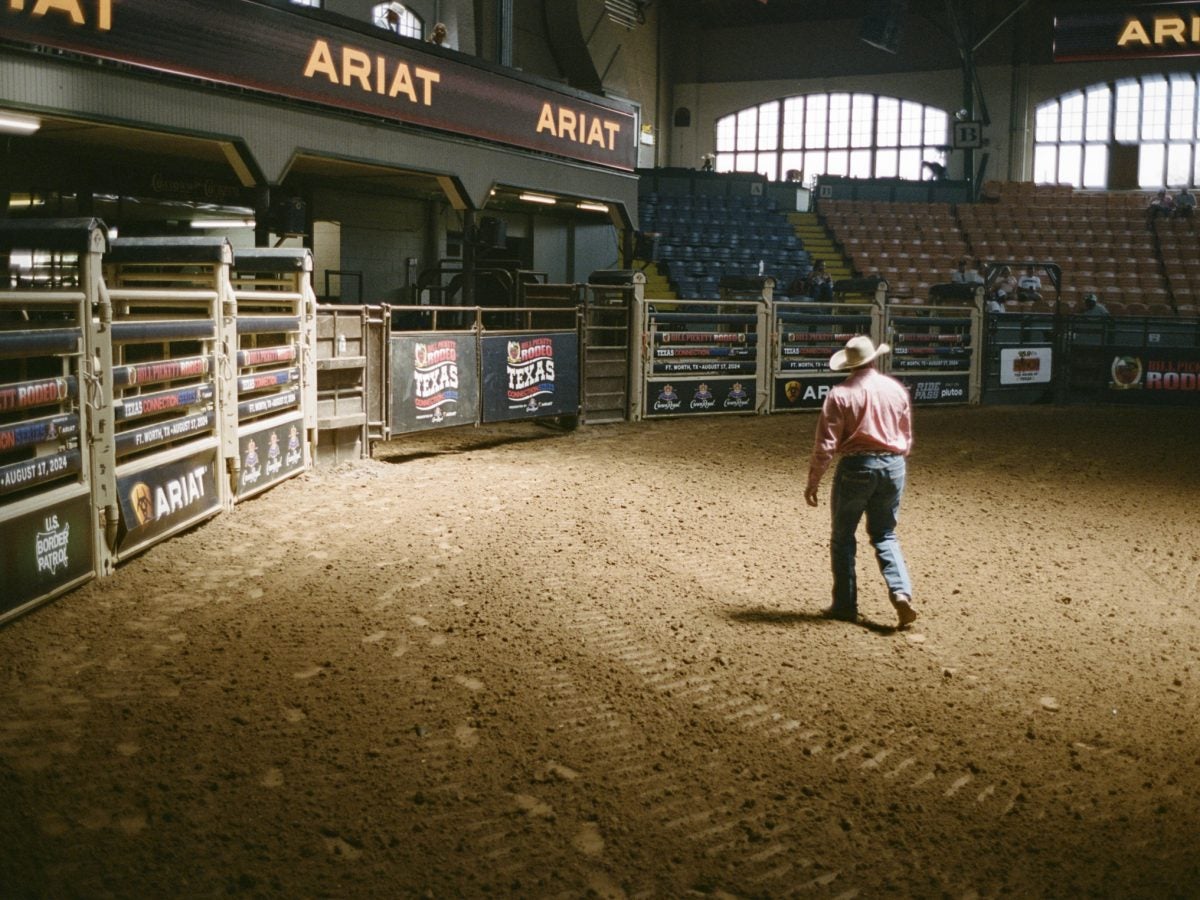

{"left": 565, "top": 603, "right": 1024, "bottom": 898}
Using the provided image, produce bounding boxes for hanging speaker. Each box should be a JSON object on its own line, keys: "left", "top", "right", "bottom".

{"left": 860, "top": 0, "right": 906, "bottom": 54}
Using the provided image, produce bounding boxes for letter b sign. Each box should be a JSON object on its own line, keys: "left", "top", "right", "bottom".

{"left": 953, "top": 121, "right": 983, "bottom": 149}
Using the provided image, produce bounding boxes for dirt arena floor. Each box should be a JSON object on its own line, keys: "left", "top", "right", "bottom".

{"left": 1, "top": 404, "right": 1198, "bottom": 899}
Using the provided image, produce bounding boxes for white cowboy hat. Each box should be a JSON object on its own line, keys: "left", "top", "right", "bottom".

{"left": 829, "top": 335, "right": 891, "bottom": 371}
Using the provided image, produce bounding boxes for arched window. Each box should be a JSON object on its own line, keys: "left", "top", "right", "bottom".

{"left": 714, "top": 94, "right": 949, "bottom": 183}
{"left": 372, "top": 3, "right": 422, "bottom": 39}
{"left": 1034, "top": 76, "right": 1200, "bottom": 189}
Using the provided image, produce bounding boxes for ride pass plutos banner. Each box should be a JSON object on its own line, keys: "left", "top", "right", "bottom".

{"left": 0, "top": 0, "right": 637, "bottom": 170}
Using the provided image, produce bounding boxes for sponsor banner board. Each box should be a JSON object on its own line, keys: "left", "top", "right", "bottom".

{"left": 482, "top": 333, "right": 579, "bottom": 422}
{"left": 1105, "top": 348, "right": 1200, "bottom": 404}
{"left": 115, "top": 410, "right": 214, "bottom": 457}
{"left": 238, "top": 389, "right": 300, "bottom": 419}
{"left": 645, "top": 378, "right": 755, "bottom": 416}
{"left": 1054, "top": 5, "right": 1200, "bottom": 62}
{"left": 0, "top": 413, "right": 79, "bottom": 453}
{"left": 891, "top": 357, "right": 971, "bottom": 371}
{"left": 389, "top": 334, "right": 479, "bottom": 433}
{"left": 0, "top": 0, "right": 637, "bottom": 171}
{"left": 116, "top": 447, "right": 221, "bottom": 552}
{"left": 115, "top": 383, "right": 214, "bottom": 423}
{"left": 0, "top": 492, "right": 94, "bottom": 618}
{"left": 653, "top": 361, "right": 757, "bottom": 375}
{"left": 0, "top": 376, "right": 75, "bottom": 414}
{"left": 1000, "top": 347, "right": 1053, "bottom": 385}
{"left": 0, "top": 449, "right": 82, "bottom": 497}
{"left": 773, "top": 376, "right": 840, "bottom": 410}
{"left": 894, "top": 374, "right": 970, "bottom": 404}
{"left": 237, "top": 414, "right": 306, "bottom": 496}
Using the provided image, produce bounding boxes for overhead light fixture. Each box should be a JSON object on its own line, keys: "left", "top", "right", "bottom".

{"left": 577, "top": 201, "right": 609, "bottom": 213}
{"left": 0, "top": 112, "right": 41, "bottom": 134}
{"left": 518, "top": 192, "right": 557, "bottom": 205}
{"left": 190, "top": 218, "right": 256, "bottom": 229}
{"left": 8, "top": 194, "right": 43, "bottom": 209}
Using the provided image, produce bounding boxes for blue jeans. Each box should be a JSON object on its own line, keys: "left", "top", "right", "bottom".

{"left": 829, "top": 454, "right": 912, "bottom": 614}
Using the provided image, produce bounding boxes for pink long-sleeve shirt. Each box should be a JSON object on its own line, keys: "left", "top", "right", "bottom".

{"left": 806, "top": 366, "right": 913, "bottom": 492}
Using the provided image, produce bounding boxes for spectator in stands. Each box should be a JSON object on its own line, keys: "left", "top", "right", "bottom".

{"left": 951, "top": 257, "right": 983, "bottom": 286}
{"left": 1147, "top": 189, "right": 1175, "bottom": 225}
{"left": 785, "top": 270, "right": 812, "bottom": 299}
{"left": 1174, "top": 186, "right": 1196, "bottom": 219}
{"left": 1080, "top": 292, "right": 1110, "bottom": 317}
{"left": 1017, "top": 265, "right": 1043, "bottom": 303}
{"left": 987, "top": 265, "right": 1017, "bottom": 311}
{"left": 428, "top": 22, "right": 448, "bottom": 45}
{"left": 807, "top": 259, "right": 834, "bottom": 303}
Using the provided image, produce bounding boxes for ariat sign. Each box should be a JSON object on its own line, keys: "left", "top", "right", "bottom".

{"left": 1055, "top": 4, "right": 1200, "bottom": 61}
{"left": 0, "top": 0, "right": 637, "bottom": 170}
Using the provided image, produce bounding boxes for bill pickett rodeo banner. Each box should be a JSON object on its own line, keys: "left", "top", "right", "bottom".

{"left": 1055, "top": 3, "right": 1200, "bottom": 62}
{"left": 0, "top": 0, "right": 638, "bottom": 171}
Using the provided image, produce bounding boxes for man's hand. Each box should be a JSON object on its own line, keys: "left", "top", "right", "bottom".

{"left": 804, "top": 486, "right": 819, "bottom": 507}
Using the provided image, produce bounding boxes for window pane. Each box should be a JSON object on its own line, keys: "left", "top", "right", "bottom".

{"left": 1138, "top": 142, "right": 1165, "bottom": 188}
{"left": 1057, "top": 144, "right": 1082, "bottom": 187}
{"left": 712, "top": 93, "right": 952, "bottom": 184}
{"left": 736, "top": 109, "right": 758, "bottom": 151}
{"left": 781, "top": 151, "right": 806, "bottom": 181}
{"left": 1060, "top": 93, "right": 1084, "bottom": 142}
{"left": 805, "top": 95, "right": 828, "bottom": 149}
{"left": 1141, "top": 79, "right": 1167, "bottom": 140}
{"left": 877, "top": 98, "right": 900, "bottom": 147}
{"left": 781, "top": 97, "right": 805, "bottom": 148}
{"left": 1170, "top": 78, "right": 1196, "bottom": 140}
{"left": 900, "top": 101, "right": 922, "bottom": 146}
{"left": 1035, "top": 102, "right": 1059, "bottom": 143}
{"left": 804, "top": 150, "right": 827, "bottom": 179}
{"left": 851, "top": 94, "right": 874, "bottom": 148}
{"left": 924, "top": 108, "right": 948, "bottom": 147}
{"left": 757, "top": 102, "right": 779, "bottom": 151}
{"left": 1033, "top": 144, "right": 1057, "bottom": 184}
{"left": 373, "top": 3, "right": 421, "bottom": 38}
{"left": 1085, "top": 87, "right": 1110, "bottom": 142}
{"left": 1114, "top": 81, "right": 1140, "bottom": 141}
{"left": 1166, "top": 143, "right": 1192, "bottom": 186}
{"left": 828, "top": 94, "right": 851, "bottom": 149}
{"left": 715, "top": 115, "right": 736, "bottom": 152}
{"left": 757, "top": 152, "right": 779, "bottom": 180}
{"left": 876, "top": 148, "right": 899, "bottom": 178}
{"left": 1083, "top": 144, "right": 1108, "bottom": 188}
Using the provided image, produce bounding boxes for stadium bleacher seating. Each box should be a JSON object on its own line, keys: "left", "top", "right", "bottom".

{"left": 638, "top": 191, "right": 811, "bottom": 300}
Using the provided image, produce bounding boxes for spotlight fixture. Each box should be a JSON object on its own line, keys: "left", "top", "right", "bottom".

{"left": 577, "top": 201, "right": 609, "bottom": 213}
{"left": 0, "top": 112, "right": 41, "bottom": 135}
{"left": 190, "top": 218, "right": 256, "bottom": 229}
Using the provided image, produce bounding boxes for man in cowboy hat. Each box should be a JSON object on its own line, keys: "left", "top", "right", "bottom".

{"left": 804, "top": 335, "right": 917, "bottom": 627}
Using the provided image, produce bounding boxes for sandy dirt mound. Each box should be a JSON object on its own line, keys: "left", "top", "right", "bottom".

{"left": 1, "top": 405, "right": 1198, "bottom": 898}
